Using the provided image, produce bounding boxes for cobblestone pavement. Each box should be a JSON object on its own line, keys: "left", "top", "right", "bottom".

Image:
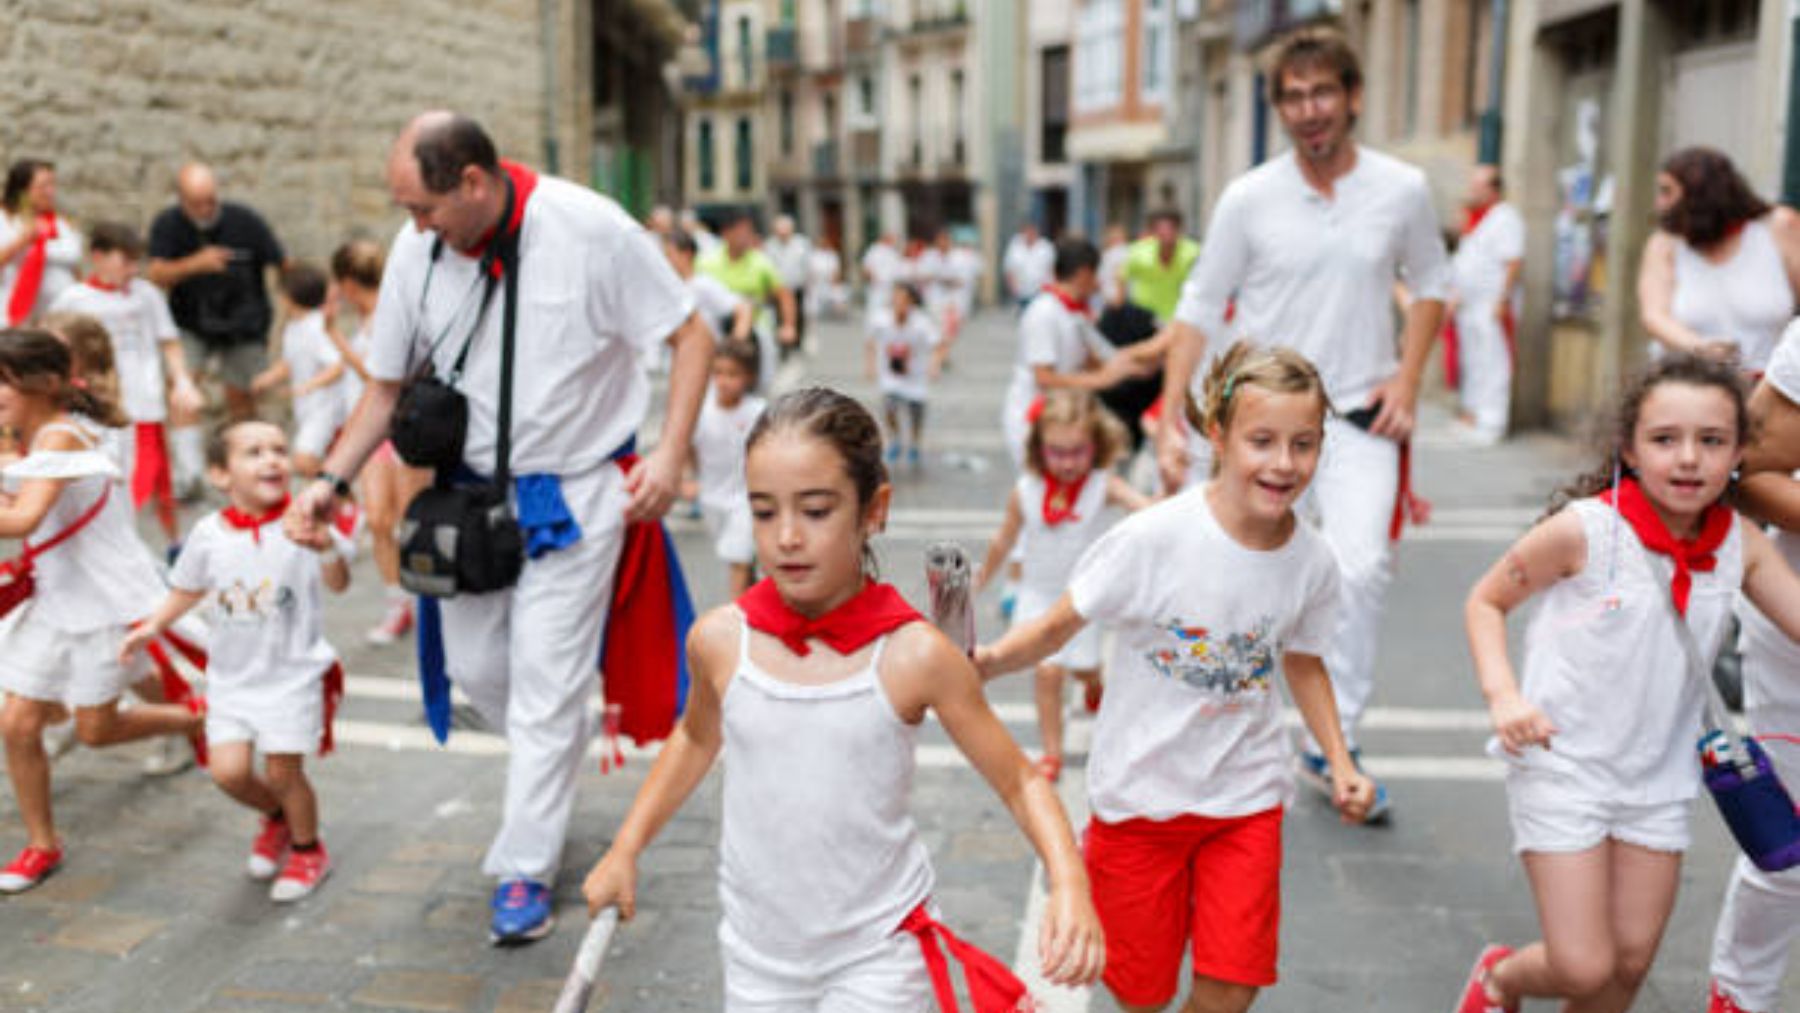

{"left": 0, "top": 308, "right": 1792, "bottom": 1012}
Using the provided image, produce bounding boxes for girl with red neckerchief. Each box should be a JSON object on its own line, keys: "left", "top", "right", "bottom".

{"left": 1458, "top": 355, "right": 1800, "bottom": 1013}
{"left": 975, "top": 389, "right": 1149, "bottom": 782}
{"left": 582, "top": 387, "right": 1103, "bottom": 1011}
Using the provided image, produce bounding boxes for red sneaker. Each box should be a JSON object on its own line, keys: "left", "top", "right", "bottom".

{"left": 247, "top": 816, "right": 291, "bottom": 880}
{"left": 0, "top": 844, "right": 63, "bottom": 894}
{"left": 271, "top": 843, "right": 331, "bottom": 902}
{"left": 1709, "top": 980, "right": 1755, "bottom": 1013}
{"left": 184, "top": 695, "right": 209, "bottom": 769}
{"left": 1454, "top": 945, "right": 1516, "bottom": 1013}
{"left": 365, "top": 598, "right": 414, "bottom": 646}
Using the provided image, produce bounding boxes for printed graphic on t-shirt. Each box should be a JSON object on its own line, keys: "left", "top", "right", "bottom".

{"left": 1144, "top": 615, "right": 1277, "bottom": 705}
{"left": 214, "top": 579, "right": 297, "bottom": 623}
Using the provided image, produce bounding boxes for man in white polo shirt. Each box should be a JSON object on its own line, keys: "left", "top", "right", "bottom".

{"left": 289, "top": 112, "right": 711, "bottom": 943}
{"left": 1154, "top": 28, "right": 1449, "bottom": 823}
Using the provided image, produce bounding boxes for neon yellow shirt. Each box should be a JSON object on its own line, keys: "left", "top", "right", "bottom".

{"left": 1124, "top": 236, "right": 1200, "bottom": 323}
{"left": 698, "top": 247, "right": 782, "bottom": 303}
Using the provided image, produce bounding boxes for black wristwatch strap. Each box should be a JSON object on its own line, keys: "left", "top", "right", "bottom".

{"left": 317, "top": 471, "right": 352, "bottom": 499}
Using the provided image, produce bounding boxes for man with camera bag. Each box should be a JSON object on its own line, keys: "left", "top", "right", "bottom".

{"left": 288, "top": 112, "right": 711, "bottom": 944}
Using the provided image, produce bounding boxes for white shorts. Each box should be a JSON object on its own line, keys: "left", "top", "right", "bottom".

{"left": 703, "top": 502, "right": 755, "bottom": 566}
{"left": 1506, "top": 769, "right": 1692, "bottom": 855}
{"left": 0, "top": 610, "right": 146, "bottom": 708}
{"left": 1015, "top": 585, "right": 1099, "bottom": 670}
{"left": 722, "top": 923, "right": 933, "bottom": 1013}
{"left": 292, "top": 406, "right": 339, "bottom": 459}
{"left": 207, "top": 681, "right": 324, "bottom": 755}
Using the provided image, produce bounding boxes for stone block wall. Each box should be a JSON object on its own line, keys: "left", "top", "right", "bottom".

{"left": 0, "top": 0, "right": 585, "bottom": 262}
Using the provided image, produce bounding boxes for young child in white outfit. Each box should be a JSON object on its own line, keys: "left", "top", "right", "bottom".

{"left": 252, "top": 264, "right": 344, "bottom": 478}
{"left": 1458, "top": 354, "right": 1800, "bottom": 1013}
{"left": 976, "top": 389, "right": 1148, "bottom": 781}
{"left": 690, "top": 339, "right": 765, "bottom": 599}
{"left": 978, "top": 343, "right": 1374, "bottom": 1013}
{"left": 866, "top": 283, "right": 944, "bottom": 468}
{"left": 583, "top": 388, "right": 1103, "bottom": 1010}
{"left": 0, "top": 329, "right": 203, "bottom": 894}
{"left": 124, "top": 420, "right": 351, "bottom": 903}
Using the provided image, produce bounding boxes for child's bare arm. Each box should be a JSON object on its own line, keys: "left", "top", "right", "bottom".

{"left": 1736, "top": 471, "right": 1800, "bottom": 531}
{"left": 973, "top": 488, "right": 1023, "bottom": 594}
{"left": 974, "top": 592, "right": 1085, "bottom": 680}
{"left": 1742, "top": 521, "right": 1800, "bottom": 643}
{"left": 250, "top": 360, "right": 290, "bottom": 396}
{"left": 120, "top": 588, "right": 205, "bottom": 661}
{"left": 1283, "top": 651, "right": 1374, "bottom": 822}
{"left": 0, "top": 476, "right": 70, "bottom": 539}
{"left": 295, "top": 360, "right": 346, "bottom": 398}
{"left": 318, "top": 543, "right": 351, "bottom": 593}
{"left": 1104, "top": 473, "right": 1153, "bottom": 512}
{"left": 893, "top": 626, "right": 1104, "bottom": 987}
{"left": 1464, "top": 510, "right": 1586, "bottom": 752}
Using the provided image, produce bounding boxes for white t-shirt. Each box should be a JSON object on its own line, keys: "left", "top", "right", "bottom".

{"left": 1069, "top": 487, "right": 1341, "bottom": 821}
{"left": 169, "top": 513, "right": 349, "bottom": 700}
{"left": 1451, "top": 201, "right": 1525, "bottom": 307}
{"left": 49, "top": 279, "right": 178, "bottom": 422}
{"left": 914, "top": 248, "right": 952, "bottom": 309}
{"left": 950, "top": 247, "right": 983, "bottom": 315}
{"left": 1769, "top": 318, "right": 1800, "bottom": 403}
{"left": 1174, "top": 147, "right": 1450, "bottom": 407}
{"left": 1003, "top": 235, "right": 1055, "bottom": 300}
{"left": 690, "top": 274, "right": 747, "bottom": 341}
{"left": 369, "top": 175, "right": 694, "bottom": 477}
{"left": 1003, "top": 291, "right": 1111, "bottom": 429}
{"left": 870, "top": 307, "right": 940, "bottom": 402}
{"left": 280, "top": 310, "right": 343, "bottom": 426}
{"left": 806, "top": 247, "right": 841, "bottom": 291}
{"left": 0, "top": 212, "right": 82, "bottom": 320}
{"left": 765, "top": 234, "right": 812, "bottom": 290}
{"left": 692, "top": 393, "right": 765, "bottom": 514}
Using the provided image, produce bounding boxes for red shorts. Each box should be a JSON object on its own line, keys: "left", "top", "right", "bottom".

{"left": 1084, "top": 807, "right": 1283, "bottom": 1003}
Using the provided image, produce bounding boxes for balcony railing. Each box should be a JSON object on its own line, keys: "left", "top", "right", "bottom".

{"left": 910, "top": 4, "right": 970, "bottom": 34}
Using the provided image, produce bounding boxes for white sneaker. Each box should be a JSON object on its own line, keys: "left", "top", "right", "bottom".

{"left": 42, "top": 719, "right": 77, "bottom": 761}
{"left": 142, "top": 734, "right": 193, "bottom": 776}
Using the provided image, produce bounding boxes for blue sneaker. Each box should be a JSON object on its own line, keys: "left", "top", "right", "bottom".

{"left": 489, "top": 879, "right": 555, "bottom": 945}
{"left": 907, "top": 446, "right": 921, "bottom": 468}
{"left": 1296, "top": 748, "right": 1391, "bottom": 825}
{"left": 884, "top": 444, "right": 901, "bottom": 464}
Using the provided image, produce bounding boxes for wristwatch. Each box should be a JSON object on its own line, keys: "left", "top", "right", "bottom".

{"left": 316, "top": 471, "right": 353, "bottom": 499}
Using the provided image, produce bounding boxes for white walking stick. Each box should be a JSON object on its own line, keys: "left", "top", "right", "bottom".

{"left": 551, "top": 906, "right": 620, "bottom": 1013}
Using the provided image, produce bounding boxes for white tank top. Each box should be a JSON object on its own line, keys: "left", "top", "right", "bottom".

{"left": 717, "top": 615, "right": 935, "bottom": 975}
{"left": 3, "top": 418, "right": 167, "bottom": 632}
{"left": 1670, "top": 218, "right": 1793, "bottom": 372}
{"left": 1017, "top": 472, "right": 1112, "bottom": 593}
{"left": 1503, "top": 497, "right": 1743, "bottom": 805}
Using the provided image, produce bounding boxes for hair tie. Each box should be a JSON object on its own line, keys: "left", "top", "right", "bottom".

{"left": 1222, "top": 373, "right": 1238, "bottom": 404}
{"left": 1026, "top": 394, "right": 1045, "bottom": 425}
{"left": 70, "top": 377, "right": 88, "bottom": 390}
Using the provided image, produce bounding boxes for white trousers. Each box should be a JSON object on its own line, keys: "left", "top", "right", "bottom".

{"left": 1709, "top": 644, "right": 1800, "bottom": 1011}
{"left": 1181, "top": 415, "right": 1398, "bottom": 748}
{"left": 1455, "top": 302, "right": 1513, "bottom": 441}
{"left": 440, "top": 464, "right": 627, "bottom": 882}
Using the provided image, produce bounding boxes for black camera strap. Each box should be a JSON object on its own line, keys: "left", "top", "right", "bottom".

{"left": 494, "top": 210, "right": 519, "bottom": 490}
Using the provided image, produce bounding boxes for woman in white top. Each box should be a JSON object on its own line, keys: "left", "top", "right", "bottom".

{"left": 0, "top": 160, "right": 83, "bottom": 326}
{"left": 1458, "top": 354, "right": 1800, "bottom": 1012}
{"left": 0, "top": 330, "right": 204, "bottom": 894}
{"left": 1638, "top": 147, "right": 1800, "bottom": 375}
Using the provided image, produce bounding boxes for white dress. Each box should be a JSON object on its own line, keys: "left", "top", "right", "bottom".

{"left": 1012, "top": 473, "right": 1112, "bottom": 669}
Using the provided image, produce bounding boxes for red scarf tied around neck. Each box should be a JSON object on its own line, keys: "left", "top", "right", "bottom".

{"left": 1042, "top": 474, "right": 1088, "bottom": 527}
{"left": 221, "top": 495, "right": 291, "bottom": 545}
{"left": 737, "top": 578, "right": 921, "bottom": 657}
{"left": 460, "top": 160, "right": 539, "bottom": 275}
{"left": 7, "top": 212, "right": 58, "bottom": 325}
{"left": 1600, "top": 476, "right": 1734, "bottom": 616}
{"left": 1041, "top": 283, "right": 1092, "bottom": 318}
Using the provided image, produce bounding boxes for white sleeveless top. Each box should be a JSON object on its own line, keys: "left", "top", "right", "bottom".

{"left": 1670, "top": 219, "right": 1793, "bottom": 372}
{"left": 1017, "top": 472, "right": 1112, "bottom": 594}
{"left": 717, "top": 615, "right": 935, "bottom": 975}
{"left": 1501, "top": 498, "right": 1743, "bottom": 805}
{"left": 3, "top": 418, "right": 167, "bottom": 632}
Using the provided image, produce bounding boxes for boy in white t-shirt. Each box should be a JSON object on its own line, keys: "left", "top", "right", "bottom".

{"left": 688, "top": 340, "right": 765, "bottom": 598}
{"left": 48, "top": 221, "right": 202, "bottom": 549}
{"left": 124, "top": 420, "right": 351, "bottom": 902}
{"left": 977, "top": 343, "right": 1373, "bottom": 1013}
{"left": 866, "top": 283, "right": 944, "bottom": 468}
{"left": 251, "top": 264, "right": 344, "bottom": 478}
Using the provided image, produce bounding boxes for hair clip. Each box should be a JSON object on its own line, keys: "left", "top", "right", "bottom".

{"left": 1222, "top": 374, "right": 1238, "bottom": 404}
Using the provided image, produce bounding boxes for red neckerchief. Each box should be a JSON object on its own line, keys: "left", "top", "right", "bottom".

{"left": 1043, "top": 472, "right": 1089, "bottom": 527}
{"left": 1462, "top": 202, "right": 1492, "bottom": 237}
{"left": 7, "top": 212, "right": 57, "bottom": 325}
{"left": 737, "top": 578, "right": 921, "bottom": 657}
{"left": 220, "top": 495, "right": 291, "bottom": 545}
{"left": 84, "top": 276, "right": 124, "bottom": 294}
{"left": 1599, "top": 476, "right": 1734, "bottom": 616}
{"left": 1042, "top": 283, "right": 1092, "bottom": 318}
{"left": 459, "top": 160, "right": 539, "bottom": 275}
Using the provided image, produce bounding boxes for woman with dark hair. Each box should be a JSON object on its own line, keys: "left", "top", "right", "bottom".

{"left": 0, "top": 160, "right": 83, "bottom": 326}
{"left": 1638, "top": 147, "right": 1800, "bottom": 374}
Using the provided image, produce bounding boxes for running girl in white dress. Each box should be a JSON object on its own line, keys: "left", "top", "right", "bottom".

{"left": 1457, "top": 354, "right": 1800, "bottom": 1013}
{"left": 975, "top": 389, "right": 1149, "bottom": 781}
{"left": 583, "top": 387, "right": 1103, "bottom": 1010}
{"left": 976, "top": 343, "right": 1375, "bottom": 1013}
{"left": 0, "top": 329, "right": 204, "bottom": 893}
{"left": 124, "top": 420, "right": 351, "bottom": 903}
{"left": 690, "top": 339, "right": 766, "bottom": 598}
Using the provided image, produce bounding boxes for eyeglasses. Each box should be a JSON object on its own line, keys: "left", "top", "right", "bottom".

{"left": 1276, "top": 83, "right": 1344, "bottom": 113}
{"left": 1041, "top": 443, "right": 1095, "bottom": 465}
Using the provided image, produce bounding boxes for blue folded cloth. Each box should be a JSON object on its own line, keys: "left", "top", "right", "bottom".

{"left": 513, "top": 473, "right": 582, "bottom": 558}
